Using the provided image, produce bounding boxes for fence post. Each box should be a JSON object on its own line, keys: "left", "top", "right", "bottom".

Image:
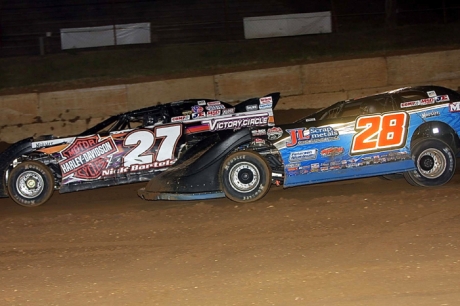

{"left": 39, "top": 36, "right": 45, "bottom": 55}
{"left": 442, "top": 0, "right": 447, "bottom": 24}
{"left": 330, "top": 0, "right": 338, "bottom": 32}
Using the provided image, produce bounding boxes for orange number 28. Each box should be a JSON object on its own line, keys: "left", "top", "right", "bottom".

{"left": 351, "top": 112, "right": 409, "bottom": 154}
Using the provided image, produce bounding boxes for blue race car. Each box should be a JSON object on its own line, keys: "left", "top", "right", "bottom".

{"left": 139, "top": 85, "right": 460, "bottom": 202}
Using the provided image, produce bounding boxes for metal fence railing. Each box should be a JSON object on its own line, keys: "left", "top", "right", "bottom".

{"left": 1, "top": 0, "right": 459, "bottom": 57}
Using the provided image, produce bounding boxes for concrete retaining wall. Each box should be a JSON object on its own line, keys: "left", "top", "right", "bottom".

{"left": 1, "top": 49, "right": 460, "bottom": 143}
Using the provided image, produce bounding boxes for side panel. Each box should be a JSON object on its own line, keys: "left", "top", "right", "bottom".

{"left": 279, "top": 103, "right": 460, "bottom": 187}
{"left": 53, "top": 125, "right": 182, "bottom": 187}
{"left": 56, "top": 97, "right": 277, "bottom": 190}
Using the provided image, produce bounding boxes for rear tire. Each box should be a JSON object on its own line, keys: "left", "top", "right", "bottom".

{"left": 7, "top": 161, "right": 55, "bottom": 207}
{"left": 403, "top": 138, "right": 455, "bottom": 187}
{"left": 220, "top": 151, "right": 271, "bottom": 203}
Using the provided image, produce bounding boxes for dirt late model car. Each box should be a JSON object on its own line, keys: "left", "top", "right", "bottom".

{"left": 138, "top": 85, "right": 460, "bottom": 203}
{"left": 0, "top": 93, "right": 279, "bottom": 207}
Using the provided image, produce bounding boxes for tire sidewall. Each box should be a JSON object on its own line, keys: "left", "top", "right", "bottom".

{"left": 220, "top": 151, "right": 271, "bottom": 202}
{"left": 7, "top": 161, "right": 54, "bottom": 207}
{"left": 406, "top": 139, "right": 455, "bottom": 187}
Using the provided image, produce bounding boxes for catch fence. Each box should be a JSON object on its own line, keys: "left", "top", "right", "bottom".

{"left": 0, "top": 0, "right": 459, "bottom": 57}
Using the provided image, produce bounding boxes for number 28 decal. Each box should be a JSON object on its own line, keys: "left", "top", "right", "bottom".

{"left": 351, "top": 112, "right": 409, "bottom": 155}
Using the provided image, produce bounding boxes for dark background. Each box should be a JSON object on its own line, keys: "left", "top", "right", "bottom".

{"left": 1, "top": 0, "right": 459, "bottom": 57}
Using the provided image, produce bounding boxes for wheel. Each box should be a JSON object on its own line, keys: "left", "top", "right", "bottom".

{"left": 403, "top": 171, "right": 420, "bottom": 186}
{"left": 7, "top": 161, "right": 55, "bottom": 207}
{"left": 220, "top": 151, "right": 272, "bottom": 203}
{"left": 403, "top": 138, "right": 456, "bottom": 187}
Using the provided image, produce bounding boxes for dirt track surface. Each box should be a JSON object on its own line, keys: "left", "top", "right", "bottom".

{"left": 2, "top": 174, "right": 460, "bottom": 306}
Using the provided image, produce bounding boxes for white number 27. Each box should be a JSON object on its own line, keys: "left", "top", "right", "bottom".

{"left": 123, "top": 124, "right": 182, "bottom": 167}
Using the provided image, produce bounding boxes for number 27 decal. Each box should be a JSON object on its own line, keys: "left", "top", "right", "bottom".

{"left": 351, "top": 112, "right": 409, "bottom": 155}
{"left": 123, "top": 124, "right": 182, "bottom": 168}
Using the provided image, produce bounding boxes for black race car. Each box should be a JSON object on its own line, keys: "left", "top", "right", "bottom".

{"left": 139, "top": 85, "right": 460, "bottom": 203}
{"left": 0, "top": 93, "right": 279, "bottom": 207}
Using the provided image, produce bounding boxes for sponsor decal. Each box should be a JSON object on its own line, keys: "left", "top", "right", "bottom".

{"left": 252, "top": 138, "right": 265, "bottom": 144}
{"left": 259, "top": 103, "right": 272, "bottom": 110}
{"left": 192, "top": 105, "right": 204, "bottom": 113}
{"left": 204, "top": 113, "right": 269, "bottom": 131}
{"left": 246, "top": 104, "right": 258, "bottom": 111}
{"left": 427, "top": 90, "right": 437, "bottom": 97}
{"left": 330, "top": 161, "right": 341, "bottom": 170}
{"left": 182, "top": 110, "right": 192, "bottom": 116}
{"left": 197, "top": 100, "right": 207, "bottom": 106}
{"left": 260, "top": 97, "right": 273, "bottom": 104}
{"left": 300, "top": 165, "right": 310, "bottom": 174}
{"left": 421, "top": 111, "right": 440, "bottom": 118}
{"left": 347, "top": 161, "right": 358, "bottom": 168}
{"left": 289, "top": 149, "right": 318, "bottom": 162}
{"left": 222, "top": 108, "right": 235, "bottom": 115}
{"left": 60, "top": 136, "right": 117, "bottom": 179}
{"left": 192, "top": 112, "right": 206, "bottom": 119}
{"left": 320, "top": 146, "right": 345, "bottom": 157}
{"left": 206, "top": 104, "right": 226, "bottom": 111}
{"left": 207, "top": 101, "right": 221, "bottom": 106}
{"left": 267, "top": 127, "right": 283, "bottom": 140}
{"left": 285, "top": 163, "right": 300, "bottom": 176}
{"left": 259, "top": 97, "right": 273, "bottom": 110}
{"left": 286, "top": 163, "right": 300, "bottom": 170}
{"left": 34, "top": 141, "right": 56, "bottom": 149}
{"left": 101, "top": 159, "right": 175, "bottom": 177}
{"left": 32, "top": 137, "right": 74, "bottom": 149}
{"left": 251, "top": 129, "right": 267, "bottom": 136}
{"left": 400, "top": 95, "right": 449, "bottom": 108}
{"left": 305, "top": 118, "right": 316, "bottom": 122}
{"left": 311, "top": 163, "right": 320, "bottom": 172}
{"left": 206, "top": 110, "right": 221, "bottom": 117}
{"left": 449, "top": 102, "right": 460, "bottom": 113}
{"left": 363, "top": 157, "right": 372, "bottom": 165}
{"left": 397, "top": 152, "right": 410, "bottom": 160}
{"left": 376, "top": 154, "right": 387, "bottom": 163}
{"left": 286, "top": 126, "right": 339, "bottom": 147}
{"left": 387, "top": 153, "right": 396, "bottom": 162}
{"left": 171, "top": 115, "right": 190, "bottom": 122}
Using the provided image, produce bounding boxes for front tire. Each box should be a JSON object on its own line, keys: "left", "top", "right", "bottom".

{"left": 403, "top": 138, "right": 456, "bottom": 187}
{"left": 220, "top": 151, "right": 271, "bottom": 203}
{"left": 7, "top": 161, "right": 55, "bottom": 207}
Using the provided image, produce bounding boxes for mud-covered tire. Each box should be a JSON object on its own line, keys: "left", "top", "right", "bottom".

{"left": 403, "top": 138, "right": 456, "bottom": 187}
{"left": 220, "top": 151, "right": 271, "bottom": 203}
{"left": 7, "top": 161, "right": 55, "bottom": 207}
